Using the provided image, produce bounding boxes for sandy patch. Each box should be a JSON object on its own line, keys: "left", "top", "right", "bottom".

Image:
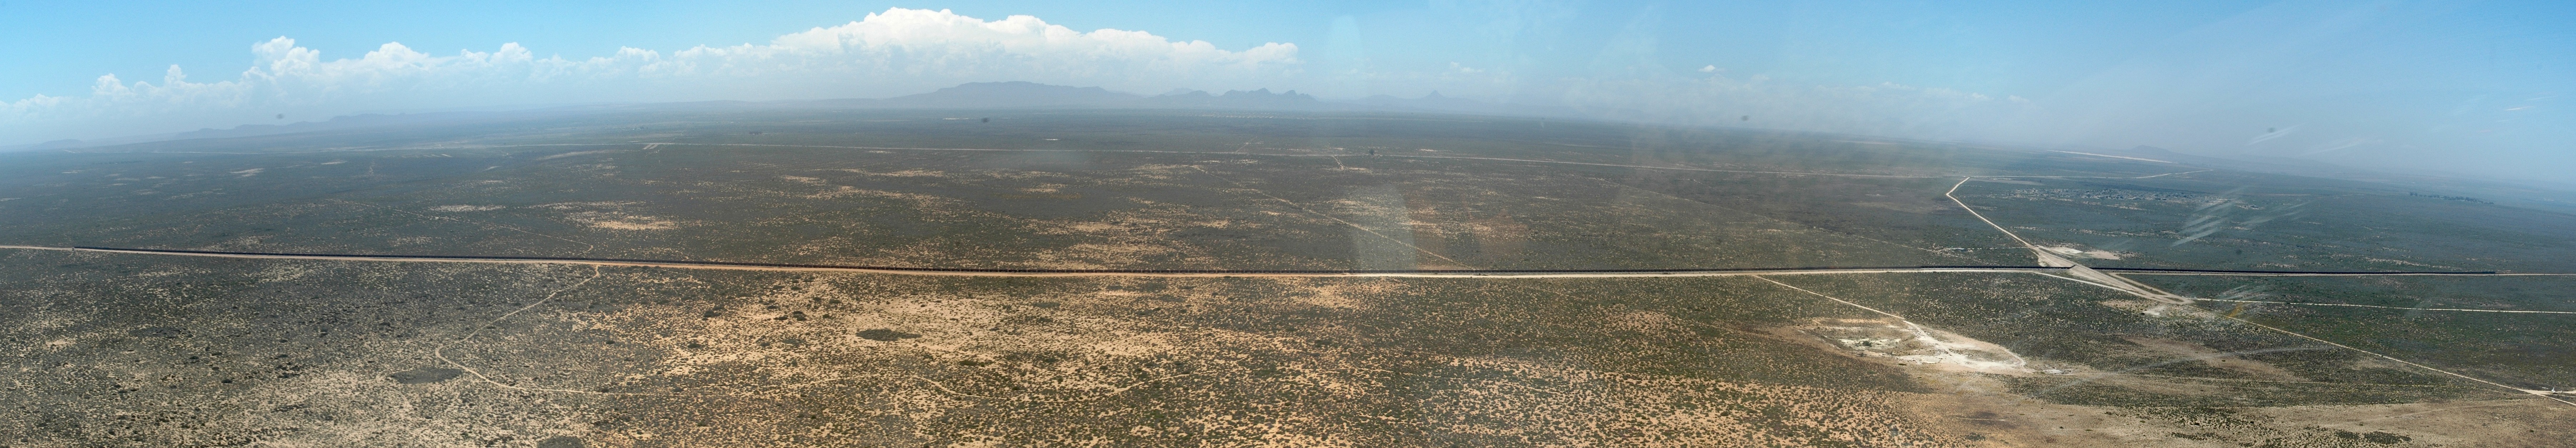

{"left": 1028, "top": 243, "right": 1178, "bottom": 270}
{"left": 831, "top": 168, "right": 945, "bottom": 177}
{"left": 1270, "top": 278, "right": 1404, "bottom": 310}
{"left": 553, "top": 208, "right": 680, "bottom": 230}
{"left": 2099, "top": 300, "right": 2221, "bottom": 320}
{"left": 1796, "top": 318, "right": 2031, "bottom": 374}
{"left": 808, "top": 187, "right": 947, "bottom": 202}
{"left": 2043, "top": 246, "right": 2124, "bottom": 260}
{"left": 538, "top": 150, "right": 619, "bottom": 160}
{"left": 2366, "top": 257, "right": 2450, "bottom": 268}
{"left": 427, "top": 205, "right": 506, "bottom": 212}
{"left": 533, "top": 201, "right": 642, "bottom": 210}
{"left": 1090, "top": 333, "right": 1179, "bottom": 358}
{"left": 586, "top": 218, "right": 679, "bottom": 230}
{"left": 1058, "top": 222, "right": 1127, "bottom": 233}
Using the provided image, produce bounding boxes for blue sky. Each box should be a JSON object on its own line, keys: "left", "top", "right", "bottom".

{"left": 1, "top": 1, "right": 2282, "bottom": 100}
{"left": 3, "top": 0, "right": 2569, "bottom": 182}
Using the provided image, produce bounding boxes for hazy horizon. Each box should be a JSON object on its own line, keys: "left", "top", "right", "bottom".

{"left": 5, "top": 1, "right": 2568, "bottom": 183}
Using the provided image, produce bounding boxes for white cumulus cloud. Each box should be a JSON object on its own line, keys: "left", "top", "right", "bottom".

{"left": 1, "top": 8, "right": 1300, "bottom": 143}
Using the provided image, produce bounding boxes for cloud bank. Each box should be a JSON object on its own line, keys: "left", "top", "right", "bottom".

{"left": 2, "top": 8, "right": 1300, "bottom": 142}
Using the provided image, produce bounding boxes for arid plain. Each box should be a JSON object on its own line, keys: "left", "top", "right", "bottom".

{"left": 4, "top": 109, "right": 2571, "bottom": 447}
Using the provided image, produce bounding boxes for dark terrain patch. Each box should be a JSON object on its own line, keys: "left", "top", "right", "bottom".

{"left": 2333, "top": 430, "right": 2412, "bottom": 444}
{"left": 389, "top": 367, "right": 466, "bottom": 384}
{"left": 536, "top": 435, "right": 586, "bottom": 448}
{"left": 856, "top": 329, "right": 923, "bottom": 341}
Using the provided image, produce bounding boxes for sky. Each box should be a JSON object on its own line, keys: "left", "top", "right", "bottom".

{"left": 2, "top": 0, "right": 2568, "bottom": 183}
